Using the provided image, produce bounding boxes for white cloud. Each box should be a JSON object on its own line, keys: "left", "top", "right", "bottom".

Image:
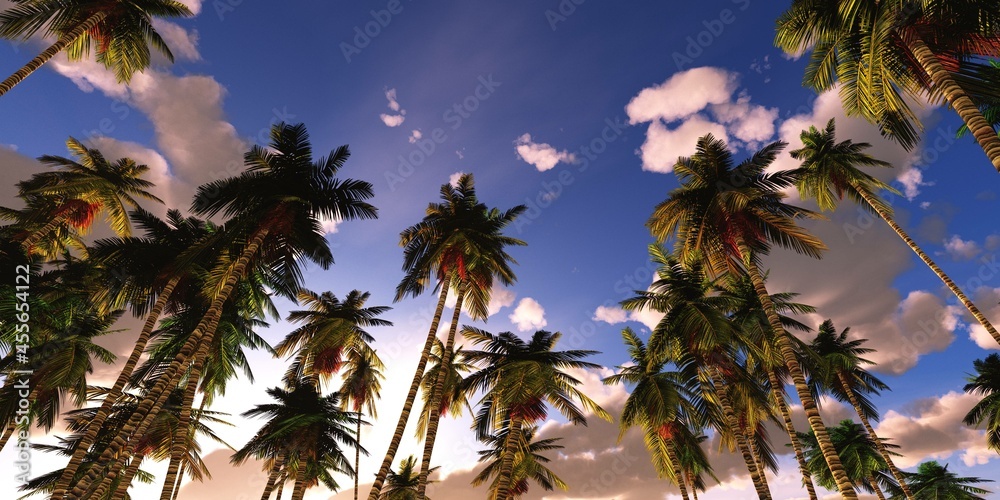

{"left": 319, "top": 219, "right": 340, "bottom": 235}
{"left": 380, "top": 87, "right": 406, "bottom": 127}
{"left": 897, "top": 167, "right": 933, "bottom": 200}
{"left": 967, "top": 287, "right": 1000, "bottom": 350}
{"left": 593, "top": 305, "right": 628, "bottom": 324}
{"left": 514, "top": 133, "right": 576, "bottom": 171}
{"left": 408, "top": 129, "right": 422, "bottom": 143}
{"left": 448, "top": 171, "right": 464, "bottom": 187}
{"left": 625, "top": 67, "right": 737, "bottom": 124}
{"left": 636, "top": 115, "right": 729, "bottom": 173}
{"left": 711, "top": 92, "right": 778, "bottom": 146}
{"left": 944, "top": 235, "right": 981, "bottom": 261}
{"left": 445, "top": 282, "right": 516, "bottom": 319}
{"left": 151, "top": 19, "right": 200, "bottom": 61}
{"left": 509, "top": 297, "right": 547, "bottom": 332}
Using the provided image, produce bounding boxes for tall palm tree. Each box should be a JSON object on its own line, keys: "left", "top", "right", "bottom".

{"left": 462, "top": 328, "right": 611, "bottom": 500}
{"left": 379, "top": 455, "right": 432, "bottom": 500}
{"left": 0, "top": 0, "right": 192, "bottom": 97}
{"left": 891, "top": 461, "right": 993, "bottom": 500}
{"left": 963, "top": 353, "right": 1000, "bottom": 453}
{"left": 471, "top": 425, "right": 568, "bottom": 499}
{"left": 775, "top": 1, "right": 1000, "bottom": 172}
{"left": 340, "top": 344, "right": 385, "bottom": 500}
{"left": 799, "top": 420, "right": 900, "bottom": 500}
{"left": 809, "top": 320, "right": 912, "bottom": 498}
{"left": 232, "top": 380, "right": 361, "bottom": 500}
{"left": 370, "top": 173, "right": 526, "bottom": 499}
{"left": 416, "top": 339, "right": 474, "bottom": 439}
{"left": 602, "top": 327, "right": 711, "bottom": 500}
{"left": 646, "top": 135, "right": 858, "bottom": 497}
{"left": 68, "top": 123, "right": 377, "bottom": 499}
{"left": 791, "top": 118, "right": 1000, "bottom": 347}
{"left": 7, "top": 137, "right": 162, "bottom": 255}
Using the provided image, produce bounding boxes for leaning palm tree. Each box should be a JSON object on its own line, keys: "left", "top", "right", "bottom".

{"left": 646, "top": 135, "right": 859, "bottom": 498}
{"left": 471, "top": 425, "right": 568, "bottom": 499}
{"left": 792, "top": 118, "right": 1000, "bottom": 347}
{"left": 462, "top": 328, "right": 611, "bottom": 500}
{"left": 963, "top": 353, "right": 1000, "bottom": 453}
{"left": 602, "top": 327, "right": 711, "bottom": 500}
{"left": 0, "top": 0, "right": 193, "bottom": 97}
{"left": 67, "top": 123, "right": 377, "bottom": 499}
{"left": 809, "top": 320, "right": 911, "bottom": 498}
{"left": 370, "top": 173, "right": 526, "bottom": 499}
{"left": 776, "top": 1, "right": 1000, "bottom": 172}
{"left": 340, "top": 343, "right": 385, "bottom": 500}
{"left": 891, "top": 461, "right": 993, "bottom": 500}
{"left": 799, "top": 420, "right": 900, "bottom": 500}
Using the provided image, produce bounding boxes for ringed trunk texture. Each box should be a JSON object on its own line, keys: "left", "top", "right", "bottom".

{"left": 869, "top": 475, "right": 887, "bottom": 500}
{"left": 354, "top": 419, "right": 361, "bottom": 500}
{"left": 53, "top": 275, "right": 181, "bottom": 498}
{"left": 261, "top": 453, "right": 285, "bottom": 500}
{"left": 709, "top": 368, "right": 770, "bottom": 499}
{"left": 417, "top": 284, "right": 466, "bottom": 497}
{"left": 69, "top": 229, "right": 269, "bottom": 499}
{"left": 907, "top": 36, "right": 1000, "bottom": 173}
{"left": 767, "top": 368, "right": 818, "bottom": 500}
{"left": 856, "top": 188, "right": 1000, "bottom": 347}
{"left": 665, "top": 440, "right": 691, "bottom": 500}
{"left": 494, "top": 412, "right": 524, "bottom": 500}
{"left": 838, "top": 372, "right": 913, "bottom": 500}
{"left": 291, "top": 459, "right": 308, "bottom": 500}
{"left": 112, "top": 452, "right": 146, "bottom": 499}
{"left": 738, "top": 239, "right": 857, "bottom": 499}
{"left": 367, "top": 274, "right": 452, "bottom": 500}
{"left": 747, "top": 430, "right": 770, "bottom": 493}
{"left": 0, "top": 11, "right": 109, "bottom": 97}
{"left": 160, "top": 363, "right": 202, "bottom": 500}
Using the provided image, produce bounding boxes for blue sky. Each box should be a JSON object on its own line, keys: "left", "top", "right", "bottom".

{"left": 2, "top": 0, "right": 1000, "bottom": 498}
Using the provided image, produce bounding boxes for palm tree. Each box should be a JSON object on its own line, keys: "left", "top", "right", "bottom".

{"left": 646, "top": 135, "right": 859, "bottom": 497}
{"left": 7, "top": 137, "right": 162, "bottom": 255}
{"left": 379, "top": 455, "right": 432, "bottom": 500}
{"left": 416, "top": 339, "right": 474, "bottom": 439}
{"left": 891, "top": 461, "right": 993, "bottom": 499}
{"left": 602, "top": 327, "right": 711, "bottom": 500}
{"left": 462, "top": 328, "right": 611, "bottom": 500}
{"left": 370, "top": 173, "right": 526, "bottom": 499}
{"left": 963, "top": 353, "right": 1000, "bottom": 453}
{"left": 340, "top": 344, "right": 385, "bottom": 500}
{"left": 675, "top": 433, "right": 715, "bottom": 500}
{"left": 232, "top": 380, "right": 361, "bottom": 500}
{"left": 471, "top": 425, "right": 568, "bottom": 499}
{"left": 809, "top": 320, "right": 912, "bottom": 498}
{"left": 791, "top": 118, "right": 1000, "bottom": 347}
{"left": 775, "top": 1, "right": 1000, "bottom": 172}
{"left": 68, "top": 122, "right": 377, "bottom": 499}
{"left": 0, "top": 0, "right": 193, "bottom": 97}
{"left": 799, "top": 420, "right": 899, "bottom": 500}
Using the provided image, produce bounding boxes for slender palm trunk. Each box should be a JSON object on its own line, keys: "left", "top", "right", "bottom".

{"left": 767, "top": 368, "right": 818, "bottom": 500}
{"left": 261, "top": 453, "right": 285, "bottom": 500}
{"left": 665, "top": 440, "right": 691, "bottom": 500}
{"left": 747, "top": 430, "right": 771, "bottom": 493}
{"left": 907, "top": 36, "right": 1000, "bottom": 173}
{"left": 737, "top": 239, "right": 857, "bottom": 499}
{"left": 53, "top": 275, "right": 182, "bottom": 498}
{"left": 367, "top": 275, "right": 452, "bottom": 500}
{"left": 838, "top": 373, "right": 913, "bottom": 499}
{"left": 170, "top": 462, "right": 186, "bottom": 500}
{"left": 68, "top": 229, "right": 270, "bottom": 499}
{"left": 869, "top": 475, "right": 887, "bottom": 500}
{"left": 19, "top": 212, "right": 70, "bottom": 253}
{"left": 291, "top": 460, "right": 307, "bottom": 500}
{"left": 0, "top": 11, "right": 109, "bottom": 97}
{"left": 160, "top": 364, "right": 202, "bottom": 500}
{"left": 856, "top": 188, "right": 1000, "bottom": 347}
{"left": 274, "top": 476, "right": 285, "bottom": 500}
{"left": 495, "top": 412, "right": 524, "bottom": 500}
{"left": 354, "top": 419, "right": 362, "bottom": 500}
{"left": 417, "top": 284, "right": 466, "bottom": 497}
{"left": 112, "top": 452, "right": 146, "bottom": 499}
{"left": 691, "top": 481, "right": 699, "bottom": 500}
{"left": 709, "top": 367, "right": 770, "bottom": 499}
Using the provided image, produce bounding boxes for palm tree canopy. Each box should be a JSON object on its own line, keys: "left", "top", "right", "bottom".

{"left": 472, "top": 425, "right": 568, "bottom": 497}
{"left": 0, "top": 0, "right": 193, "bottom": 83}
{"left": 381, "top": 455, "right": 436, "bottom": 500}
{"left": 963, "top": 353, "right": 1000, "bottom": 452}
{"left": 810, "top": 319, "right": 889, "bottom": 422}
{"left": 891, "top": 460, "right": 993, "bottom": 499}
{"left": 800, "top": 419, "right": 899, "bottom": 494}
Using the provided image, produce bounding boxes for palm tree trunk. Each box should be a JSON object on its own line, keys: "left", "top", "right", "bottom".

{"left": 855, "top": 188, "right": 1000, "bottom": 347}
{"left": 274, "top": 476, "right": 286, "bottom": 500}
{"left": 291, "top": 460, "right": 307, "bottom": 500}
{"left": 737, "top": 238, "right": 858, "bottom": 499}
{"left": 261, "top": 453, "right": 285, "bottom": 500}
{"left": 747, "top": 429, "right": 771, "bottom": 493}
{"left": 170, "top": 462, "right": 186, "bottom": 500}
{"left": 68, "top": 228, "right": 270, "bottom": 499}
{"left": 367, "top": 274, "right": 452, "bottom": 500}
{"left": 665, "top": 440, "right": 691, "bottom": 500}
{"left": 0, "top": 11, "right": 109, "bottom": 98}
{"left": 0, "top": 418, "right": 17, "bottom": 452}
{"left": 495, "top": 412, "right": 524, "bottom": 500}
{"left": 767, "top": 368, "right": 818, "bottom": 500}
{"left": 160, "top": 365, "right": 202, "bottom": 500}
{"left": 53, "top": 275, "right": 182, "bottom": 499}
{"left": 354, "top": 419, "right": 361, "bottom": 500}
{"left": 112, "top": 452, "right": 146, "bottom": 499}
{"left": 907, "top": 35, "right": 1000, "bottom": 173}
{"left": 19, "top": 211, "right": 70, "bottom": 254}
{"left": 838, "top": 373, "right": 913, "bottom": 499}
{"left": 869, "top": 475, "right": 887, "bottom": 500}
{"left": 709, "top": 367, "right": 771, "bottom": 499}
{"left": 417, "top": 284, "right": 466, "bottom": 497}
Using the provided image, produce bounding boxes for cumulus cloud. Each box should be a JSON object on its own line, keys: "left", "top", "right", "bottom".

{"left": 944, "top": 235, "right": 982, "bottom": 261}
{"left": 636, "top": 115, "right": 729, "bottom": 173}
{"left": 151, "top": 18, "right": 201, "bottom": 62}
{"left": 514, "top": 133, "right": 577, "bottom": 172}
{"left": 625, "top": 67, "right": 737, "bottom": 124}
{"left": 897, "top": 167, "right": 933, "bottom": 200}
{"left": 711, "top": 92, "right": 779, "bottom": 147}
{"left": 409, "top": 129, "right": 423, "bottom": 143}
{"left": 509, "top": 297, "right": 547, "bottom": 332}
{"left": 446, "top": 283, "right": 517, "bottom": 319}
{"left": 380, "top": 87, "right": 406, "bottom": 127}
{"left": 592, "top": 305, "right": 663, "bottom": 332}
{"left": 968, "top": 287, "right": 1000, "bottom": 350}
